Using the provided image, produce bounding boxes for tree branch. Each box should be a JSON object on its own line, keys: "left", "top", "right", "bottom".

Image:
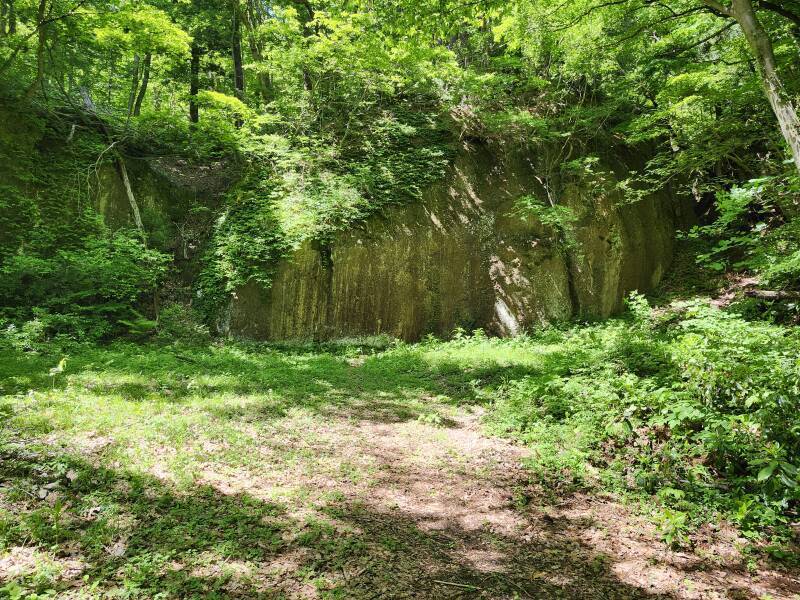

{"left": 0, "top": 0, "right": 87, "bottom": 76}
{"left": 745, "top": 289, "right": 800, "bottom": 300}
{"left": 701, "top": 0, "right": 733, "bottom": 18}
{"left": 597, "top": 5, "right": 710, "bottom": 51}
{"left": 655, "top": 21, "right": 736, "bottom": 58}
{"left": 756, "top": 0, "right": 800, "bottom": 27}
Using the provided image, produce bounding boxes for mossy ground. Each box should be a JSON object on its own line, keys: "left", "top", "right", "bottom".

{"left": 1, "top": 327, "right": 798, "bottom": 599}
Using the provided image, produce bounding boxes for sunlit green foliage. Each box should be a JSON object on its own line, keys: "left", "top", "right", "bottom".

{"left": 2, "top": 292, "right": 799, "bottom": 568}
{"left": 2, "top": 0, "right": 800, "bottom": 328}
{"left": 443, "top": 297, "right": 800, "bottom": 545}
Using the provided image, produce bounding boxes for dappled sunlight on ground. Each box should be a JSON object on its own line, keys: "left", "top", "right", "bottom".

{"left": 1, "top": 342, "right": 799, "bottom": 598}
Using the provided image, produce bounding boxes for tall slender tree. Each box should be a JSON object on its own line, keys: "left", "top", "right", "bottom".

{"left": 702, "top": 0, "right": 800, "bottom": 174}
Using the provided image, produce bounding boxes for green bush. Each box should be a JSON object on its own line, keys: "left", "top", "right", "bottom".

{"left": 688, "top": 175, "right": 800, "bottom": 307}
{"left": 0, "top": 229, "right": 169, "bottom": 343}
{"left": 155, "top": 303, "right": 211, "bottom": 345}
{"left": 484, "top": 295, "right": 800, "bottom": 541}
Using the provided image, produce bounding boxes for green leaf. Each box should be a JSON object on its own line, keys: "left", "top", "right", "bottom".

{"left": 757, "top": 462, "right": 778, "bottom": 482}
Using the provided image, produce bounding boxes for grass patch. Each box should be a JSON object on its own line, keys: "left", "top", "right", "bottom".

{"left": 1, "top": 300, "right": 799, "bottom": 596}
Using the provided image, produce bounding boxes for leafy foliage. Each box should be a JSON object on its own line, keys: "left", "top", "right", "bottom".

{"left": 480, "top": 295, "right": 800, "bottom": 542}
{"left": 0, "top": 230, "right": 168, "bottom": 342}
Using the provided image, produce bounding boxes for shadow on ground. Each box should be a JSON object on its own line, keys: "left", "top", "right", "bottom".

{"left": 3, "top": 342, "right": 796, "bottom": 599}
{"left": 0, "top": 445, "right": 669, "bottom": 599}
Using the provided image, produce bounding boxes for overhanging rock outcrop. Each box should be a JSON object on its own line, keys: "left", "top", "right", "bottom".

{"left": 227, "top": 142, "right": 689, "bottom": 341}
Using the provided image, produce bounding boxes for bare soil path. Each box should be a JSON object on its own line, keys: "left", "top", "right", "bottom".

{"left": 201, "top": 405, "right": 800, "bottom": 599}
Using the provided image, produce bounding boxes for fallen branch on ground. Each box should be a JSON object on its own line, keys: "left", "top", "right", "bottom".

{"left": 431, "top": 580, "right": 480, "bottom": 590}
{"left": 745, "top": 289, "right": 800, "bottom": 301}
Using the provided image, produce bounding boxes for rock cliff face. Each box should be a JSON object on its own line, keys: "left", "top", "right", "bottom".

{"left": 85, "top": 140, "right": 686, "bottom": 342}
{"left": 93, "top": 157, "right": 236, "bottom": 287}
{"left": 226, "top": 142, "right": 688, "bottom": 341}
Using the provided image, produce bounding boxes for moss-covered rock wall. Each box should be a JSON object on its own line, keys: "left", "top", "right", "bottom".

{"left": 227, "top": 142, "right": 688, "bottom": 341}
{"left": 3, "top": 100, "right": 686, "bottom": 343}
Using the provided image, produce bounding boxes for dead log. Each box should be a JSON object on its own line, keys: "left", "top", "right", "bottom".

{"left": 745, "top": 289, "right": 800, "bottom": 301}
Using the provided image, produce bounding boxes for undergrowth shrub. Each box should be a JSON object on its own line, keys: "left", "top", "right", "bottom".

{"left": 687, "top": 173, "right": 800, "bottom": 322}
{"left": 481, "top": 294, "right": 800, "bottom": 543}
{"left": 0, "top": 116, "right": 171, "bottom": 345}
{"left": 156, "top": 303, "right": 211, "bottom": 345}
{"left": 0, "top": 229, "right": 169, "bottom": 343}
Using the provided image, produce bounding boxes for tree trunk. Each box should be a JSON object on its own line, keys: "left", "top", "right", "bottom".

{"left": 79, "top": 85, "right": 95, "bottom": 113}
{"left": 126, "top": 53, "right": 141, "bottom": 121}
{"left": 745, "top": 289, "right": 800, "bottom": 300}
{"left": 232, "top": 4, "right": 245, "bottom": 101}
{"left": 106, "top": 54, "right": 114, "bottom": 103}
{"left": 292, "top": 0, "right": 314, "bottom": 23}
{"left": 231, "top": 3, "right": 245, "bottom": 127}
{"left": 1, "top": 0, "right": 7, "bottom": 37}
{"left": 133, "top": 53, "right": 151, "bottom": 117}
{"left": 7, "top": 0, "right": 14, "bottom": 34}
{"left": 189, "top": 44, "right": 200, "bottom": 123}
{"left": 722, "top": 0, "right": 800, "bottom": 174}
{"left": 24, "top": 0, "right": 48, "bottom": 101}
{"left": 293, "top": 0, "right": 315, "bottom": 94}
{"left": 244, "top": 0, "right": 272, "bottom": 104}
{"left": 116, "top": 154, "right": 145, "bottom": 236}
